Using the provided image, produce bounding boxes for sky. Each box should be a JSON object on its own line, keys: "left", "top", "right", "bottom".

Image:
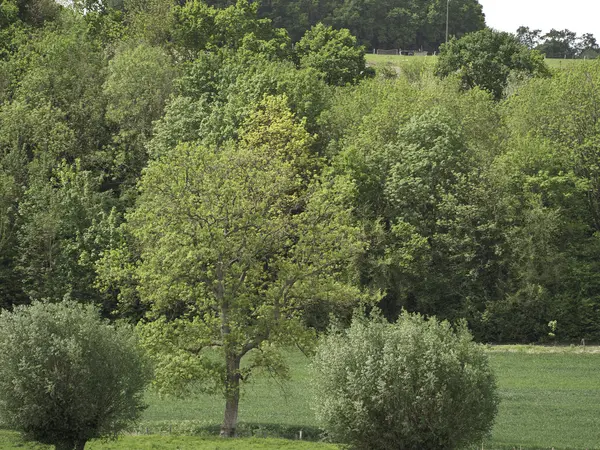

{"left": 478, "top": 0, "right": 600, "bottom": 38}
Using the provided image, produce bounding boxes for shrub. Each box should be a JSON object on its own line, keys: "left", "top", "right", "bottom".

{"left": 311, "top": 310, "right": 499, "bottom": 450}
{"left": 0, "top": 300, "right": 152, "bottom": 450}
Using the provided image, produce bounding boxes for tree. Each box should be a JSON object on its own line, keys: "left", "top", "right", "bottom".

{"left": 16, "top": 162, "right": 114, "bottom": 312}
{"left": 577, "top": 33, "right": 599, "bottom": 59}
{"left": 436, "top": 28, "right": 550, "bottom": 100}
{"left": 516, "top": 26, "right": 542, "bottom": 49}
{"left": 103, "top": 42, "right": 176, "bottom": 192}
{"left": 322, "top": 74, "right": 504, "bottom": 324}
{"left": 537, "top": 28, "right": 578, "bottom": 59}
{"left": 101, "top": 95, "right": 368, "bottom": 436}
{"left": 493, "top": 58, "right": 600, "bottom": 342}
{"left": 295, "top": 23, "right": 370, "bottom": 86}
{"left": 149, "top": 50, "right": 330, "bottom": 153}
{"left": 0, "top": 300, "right": 151, "bottom": 450}
{"left": 171, "top": 0, "right": 291, "bottom": 60}
{"left": 312, "top": 309, "right": 499, "bottom": 450}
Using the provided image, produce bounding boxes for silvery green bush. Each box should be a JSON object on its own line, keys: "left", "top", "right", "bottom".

{"left": 0, "top": 301, "right": 152, "bottom": 450}
{"left": 311, "top": 310, "right": 499, "bottom": 450}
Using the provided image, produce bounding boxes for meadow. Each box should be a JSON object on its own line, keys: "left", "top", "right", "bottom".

{"left": 2, "top": 347, "right": 600, "bottom": 449}
{"left": 365, "top": 53, "right": 593, "bottom": 71}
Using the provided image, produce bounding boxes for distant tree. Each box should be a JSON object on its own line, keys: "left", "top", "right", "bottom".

{"left": 103, "top": 42, "right": 176, "bottom": 191}
{"left": 295, "top": 23, "right": 370, "bottom": 86}
{"left": 0, "top": 300, "right": 151, "bottom": 450}
{"left": 516, "top": 26, "right": 542, "bottom": 49}
{"left": 16, "top": 162, "right": 115, "bottom": 314}
{"left": 537, "top": 28, "right": 578, "bottom": 59}
{"left": 577, "top": 33, "right": 599, "bottom": 59}
{"left": 436, "top": 28, "right": 550, "bottom": 99}
{"left": 171, "top": 0, "right": 291, "bottom": 60}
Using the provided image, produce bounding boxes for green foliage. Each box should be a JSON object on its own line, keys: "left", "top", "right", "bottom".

{"left": 4, "top": 12, "right": 110, "bottom": 164}
{"left": 150, "top": 51, "right": 330, "bottom": 153}
{"left": 485, "top": 58, "right": 600, "bottom": 342}
{"left": 101, "top": 95, "right": 369, "bottom": 434}
{"left": 171, "top": 0, "right": 291, "bottom": 60}
{"left": 0, "top": 300, "right": 151, "bottom": 450}
{"left": 103, "top": 42, "right": 176, "bottom": 190}
{"left": 322, "top": 75, "right": 502, "bottom": 322}
{"left": 254, "top": 0, "right": 485, "bottom": 51}
{"left": 311, "top": 310, "right": 499, "bottom": 450}
{"left": 295, "top": 23, "right": 369, "bottom": 86}
{"left": 15, "top": 162, "right": 115, "bottom": 312}
{"left": 436, "top": 28, "right": 550, "bottom": 99}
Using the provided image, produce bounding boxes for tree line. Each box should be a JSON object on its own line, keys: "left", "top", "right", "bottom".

{"left": 517, "top": 26, "right": 600, "bottom": 59}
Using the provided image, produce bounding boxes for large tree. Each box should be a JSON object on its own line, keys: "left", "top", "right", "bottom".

{"left": 100, "top": 96, "right": 368, "bottom": 436}
{"left": 436, "top": 28, "right": 550, "bottom": 100}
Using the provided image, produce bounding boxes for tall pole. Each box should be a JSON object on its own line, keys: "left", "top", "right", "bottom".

{"left": 445, "top": 0, "right": 450, "bottom": 44}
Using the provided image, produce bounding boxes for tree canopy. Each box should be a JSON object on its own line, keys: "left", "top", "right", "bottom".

{"left": 436, "top": 28, "right": 550, "bottom": 99}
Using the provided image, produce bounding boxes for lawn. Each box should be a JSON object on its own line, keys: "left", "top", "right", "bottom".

{"left": 487, "top": 346, "right": 600, "bottom": 449}
{"left": 0, "top": 433, "right": 337, "bottom": 450}
{"left": 139, "top": 346, "right": 600, "bottom": 450}
{"left": 1, "top": 347, "right": 600, "bottom": 449}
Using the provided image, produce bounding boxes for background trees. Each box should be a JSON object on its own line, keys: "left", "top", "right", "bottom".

{"left": 205, "top": 0, "right": 486, "bottom": 50}
{"left": 517, "top": 26, "right": 599, "bottom": 59}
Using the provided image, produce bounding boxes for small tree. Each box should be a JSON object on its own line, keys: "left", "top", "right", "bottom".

{"left": 312, "top": 310, "right": 499, "bottom": 450}
{"left": 436, "top": 28, "right": 550, "bottom": 100}
{"left": 0, "top": 300, "right": 151, "bottom": 450}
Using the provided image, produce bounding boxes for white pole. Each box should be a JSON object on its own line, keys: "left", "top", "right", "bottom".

{"left": 446, "top": 0, "right": 450, "bottom": 44}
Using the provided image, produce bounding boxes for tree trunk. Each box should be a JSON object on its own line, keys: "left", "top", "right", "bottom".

{"left": 220, "top": 353, "right": 241, "bottom": 438}
{"left": 54, "top": 442, "right": 74, "bottom": 450}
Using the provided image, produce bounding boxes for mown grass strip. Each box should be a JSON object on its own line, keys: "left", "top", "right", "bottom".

{"left": 0, "top": 432, "right": 338, "bottom": 449}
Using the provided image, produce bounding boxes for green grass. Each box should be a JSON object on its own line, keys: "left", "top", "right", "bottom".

{"left": 2, "top": 347, "right": 600, "bottom": 449}
{"left": 137, "top": 350, "right": 319, "bottom": 439}
{"left": 0, "top": 432, "right": 337, "bottom": 449}
{"left": 487, "top": 350, "right": 600, "bottom": 449}
{"left": 365, "top": 53, "right": 593, "bottom": 72}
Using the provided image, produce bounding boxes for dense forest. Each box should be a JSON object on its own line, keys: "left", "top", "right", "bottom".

{"left": 2, "top": 0, "right": 600, "bottom": 352}
{"left": 209, "top": 0, "right": 486, "bottom": 49}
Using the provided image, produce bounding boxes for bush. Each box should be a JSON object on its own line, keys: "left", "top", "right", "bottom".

{"left": 0, "top": 301, "right": 152, "bottom": 450}
{"left": 311, "top": 310, "right": 499, "bottom": 450}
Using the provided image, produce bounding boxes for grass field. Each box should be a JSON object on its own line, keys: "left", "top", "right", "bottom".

{"left": 365, "top": 53, "right": 594, "bottom": 72}
{"left": 2, "top": 347, "right": 600, "bottom": 449}
{"left": 0, "top": 433, "right": 337, "bottom": 449}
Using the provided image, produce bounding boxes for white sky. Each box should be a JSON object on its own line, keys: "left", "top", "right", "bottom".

{"left": 478, "top": 0, "right": 600, "bottom": 38}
